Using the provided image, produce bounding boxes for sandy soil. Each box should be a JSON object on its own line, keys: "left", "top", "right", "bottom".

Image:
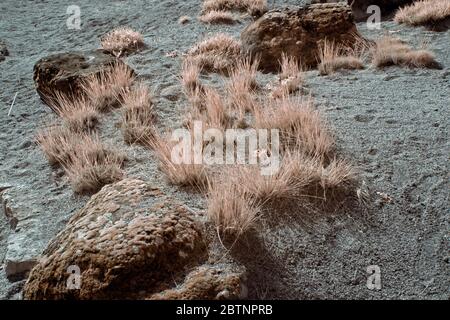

{"left": 0, "top": 0, "right": 448, "bottom": 299}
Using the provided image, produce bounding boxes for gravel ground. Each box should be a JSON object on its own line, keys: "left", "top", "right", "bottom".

{"left": 0, "top": 0, "right": 448, "bottom": 299}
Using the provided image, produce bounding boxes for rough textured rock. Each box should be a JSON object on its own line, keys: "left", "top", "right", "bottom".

{"left": 241, "top": 3, "right": 360, "bottom": 72}
{"left": 149, "top": 264, "right": 247, "bottom": 300}
{"left": 23, "top": 179, "right": 206, "bottom": 300}
{"left": 33, "top": 49, "right": 129, "bottom": 107}
{"left": 311, "top": 1, "right": 416, "bottom": 21}
{"left": 0, "top": 40, "right": 8, "bottom": 62}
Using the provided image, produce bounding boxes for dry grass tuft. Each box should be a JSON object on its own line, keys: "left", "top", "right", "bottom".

{"left": 230, "top": 151, "right": 354, "bottom": 204}
{"left": 271, "top": 54, "right": 303, "bottom": 98}
{"left": 81, "top": 63, "right": 135, "bottom": 112}
{"left": 187, "top": 33, "right": 241, "bottom": 74}
{"left": 147, "top": 132, "right": 209, "bottom": 189}
{"left": 101, "top": 27, "right": 144, "bottom": 57}
{"left": 62, "top": 148, "right": 124, "bottom": 194}
{"left": 230, "top": 57, "right": 259, "bottom": 90}
{"left": 207, "top": 176, "right": 261, "bottom": 237}
{"left": 372, "top": 36, "right": 441, "bottom": 69}
{"left": 37, "top": 127, "right": 125, "bottom": 194}
{"left": 36, "top": 126, "right": 81, "bottom": 166}
{"left": 318, "top": 40, "right": 365, "bottom": 76}
{"left": 199, "top": 10, "right": 237, "bottom": 24}
{"left": 202, "top": 0, "right": 267, "bottom": 16}
{"left": 227, "top": 57, "right": 259, "bottom": 118}
{"left": 394, "top": 0, "right": 450, "bottom": 28}
{"left": 175, "top": 39, "right": 358, "bottom": 238}
{"left": 48, "top": 92, "right": 99, "bottom": 132}
{"left": 121, "top": 83, "right": 156, "bottom": 145}
{"left": 200, "top": 87, "right": 233, "bottom": 128}
{"left": 318, "top": 158, "right": 356, "bottom": 191}
{"left": 181, "top": 59, "right": 204, "bottom": 100}
{"left": 255, "top": 96, "right": 334, "bottom": 158}
{"left": 207, "top": 150, "right": 356, "bottom": 237}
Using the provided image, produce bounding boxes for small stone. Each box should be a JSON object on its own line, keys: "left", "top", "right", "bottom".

{"left": 0, "top": 40, "right": 9, "bottom": 62}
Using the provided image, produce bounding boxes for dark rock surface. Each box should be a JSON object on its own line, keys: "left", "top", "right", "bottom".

{"left": 23, "top": 179, "right": 206, "bottom": 299}
{"left": 33, "top": 50, "right": 129, "bottom": 108}
{"left": 149, "top": 264, "right": 247, "bottom": 300}
{"left": 241, "top": 3, "right": 360, "bottom": 72}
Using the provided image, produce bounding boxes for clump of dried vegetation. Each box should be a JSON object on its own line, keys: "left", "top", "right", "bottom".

{"left": 181, "top": 59, "right": 204, "bottom": 101}
{"left": 198, "top": 10, "right": 238, "bottom": 24}
{"left": 101, "top": 27, "right": 145, "bottom": 57}
{"left": 62, "top": 147, "right": 124, "bottom": 194}
{"left": 254, "top": 96, "right": 334, "bottom": 158}
{"left": 187, "top": 33, "right": 241, "bottom": 74}
{"left": 146, "top": 132, "right": 209, "bottom": 190}
{"left": 81, "top": 63, "right": 135, "bottom": 112}
{"left": 207, "top": 177, "right": 261, "bottom": 238}
{"left": 120, "top": 83, "right": 156, "bottom": 145}
{"left": 270, "top": 53, "right": 303, "bottom": 98}
{"left": 371, "top": 36, "right": 441, "bottom": 69}
{"left": 201, "top": 0, "right": 267, "bottom": 17}
{"left": 37, "top": 63, "right": 136, "bottom": 194}
{"left": 37, "top": 127, "right": 125, "bottom": 194}
{"left": 227, "top": 57, "right": 259, "bottom": 120}
{"left": 48, "top": 92, "right": 99, "bottom": 132}
{"left": 394, "top": 0, "right": 450, "bottom": 29}
{"left": 149, "top": 47, "right": 359, "bottom": 239}
{"left": 318, "top": 40, "right": 365, "bottom": 76}
{"left": 207, "top": 149, "right": 356, "bottom": 237}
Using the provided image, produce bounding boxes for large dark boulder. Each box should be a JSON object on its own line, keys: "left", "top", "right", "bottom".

{"left": 241, "top": 3, "right": 360, "bottom": 72}
{"left": 33, "top": 50, "right": 129, "bottom": 107}
{"left": 23, "top": 179, "right": 207, "bottom": 299}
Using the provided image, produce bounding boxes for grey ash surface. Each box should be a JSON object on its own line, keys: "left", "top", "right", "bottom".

{"left": 0, "top": 0, "right": 448, "bottom": 299}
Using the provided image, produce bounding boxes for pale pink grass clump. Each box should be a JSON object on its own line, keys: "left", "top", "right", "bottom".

{"left": 227, "top": 57, "right": 260, "bottom": 119}
{"left": 147, "top": 132, "right": 209, "bottom": 190}
{"left": 271, "top": 53, "right": 303, "bottom": 98}
{"left": 318, "top": 40, "right": 365, "bottom": 76}
{"left": 81, "top": 63, "right": 135, "bottom": 112}
{"left": 101, "top": 27, "right": 144, "bottom": 57}
{"left": 202, "top": 0, "right": 267, "bottom": 16}
{"left": 187, "top": 33, "right": 241, "bottom": 74}
{"left": 230, "top": 152, "right": 356, "bottom": 204}
{"left": 198, "top": 10, "right": 237, "bottom": 25}
{"left": 48, "top": 92, "right": 99, "bottom": 132}
{"left": 255, "top": 96, "right": 334, "bottom": 158}
{"left": 372, "top": 36, "right": 441, "bottom": 69}
{"left": 121, "top": 83, "right": 156, "bottom": 145}
{"left": 37, "top": 127, "right": 125, "bottom": 194}
{"left": 207, "top": 176, "right": 261, "bottom": 238}
{"left": 181, "top": 59, "right": 203, "bottom": 99}
{"left": 394, "top": 0, "right": 450, "bottom": 27}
